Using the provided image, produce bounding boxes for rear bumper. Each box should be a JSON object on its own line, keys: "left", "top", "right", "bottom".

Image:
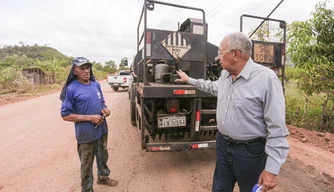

{"left": 146, "top": 140, "right": 216, "bottom": 152}
{"left": 109, "top": 83, "right": 129, "bottom": 87}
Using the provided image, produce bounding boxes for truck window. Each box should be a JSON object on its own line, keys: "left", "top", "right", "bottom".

{"left": 119, "top": 71, "right": 130, "bottom": 75}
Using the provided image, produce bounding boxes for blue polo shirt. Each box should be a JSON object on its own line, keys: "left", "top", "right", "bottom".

{"left": 61, "top": 80, "right": 108, "bottom": 144}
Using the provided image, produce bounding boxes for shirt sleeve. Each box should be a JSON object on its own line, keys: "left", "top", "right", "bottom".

{"left": 188, "top": 77, "right": 220, "bottom": 96}
{"left": 263, "top": 75, "right": 290, "bottom": 175}
{"left": 61, "top": 87, "right": 75, "bottom": 117}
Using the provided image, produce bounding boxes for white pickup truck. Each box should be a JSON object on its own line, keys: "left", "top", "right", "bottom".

{"left": 107, "top": 70, "right": 132, "bottom": 91}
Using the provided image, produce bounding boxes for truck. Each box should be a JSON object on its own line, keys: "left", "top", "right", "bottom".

{"left": 128, "top": 0, "right": 286, "bottom": 152}
{"left": 128, "top": 0, "right": 221, "bottom": 152}
{"left": 107, "top": 70, "right": 132, "bottom": 91}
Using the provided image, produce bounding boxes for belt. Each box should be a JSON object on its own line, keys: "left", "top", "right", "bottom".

{"left": 222, "top": 135, "right": 266, "bottom": 145}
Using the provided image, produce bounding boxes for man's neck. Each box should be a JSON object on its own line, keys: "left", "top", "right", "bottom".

{"left": 77, "top": 79, "right": 90, "bottom": 84}
{"left": 230, "top": 56, "right": 250, "bottom": 81}
{"left": 230, "top": 62, "right": 246, "bottom": 80}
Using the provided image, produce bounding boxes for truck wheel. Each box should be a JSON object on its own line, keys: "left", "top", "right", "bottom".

{"left": 130, "top": 101, "right": 136, "bottom": 126}
{"left": 112, "top": 86, "right": 119, "bottom": 91}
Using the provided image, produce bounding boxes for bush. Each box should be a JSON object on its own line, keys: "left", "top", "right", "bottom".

{"left": 0, "top": 67, "right": 33, "bottom": 92}
{"left": 285, "top": 82, "right": 334, "bottom": 133}
{"left": 285, "top": 66, "right": 305, "bottom": 81}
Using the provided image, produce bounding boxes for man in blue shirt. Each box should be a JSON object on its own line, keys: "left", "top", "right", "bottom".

{"left": 60, "top": 57, "right": 118, "bottom": 192}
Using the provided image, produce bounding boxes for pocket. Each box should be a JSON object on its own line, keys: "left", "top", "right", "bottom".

{"left": 242, "top": 141, "right": 265, "bottom": 157}
{"left": 234, "top": 97, "right": 263, "bottom": 120}
{"left": 234, "top": 99, "right": 246, "bottom": 119}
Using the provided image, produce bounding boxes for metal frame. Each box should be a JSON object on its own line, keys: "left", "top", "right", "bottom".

{"left": 137, "top": 0, "right": 207, "bottom": 83}
{"left": 240, "top": 14, "right": 287, "bottom": 92}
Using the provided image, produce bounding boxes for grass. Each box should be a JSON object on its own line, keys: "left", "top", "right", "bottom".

{"left": 284, "top": 67, "right": 333, "bottom": 133}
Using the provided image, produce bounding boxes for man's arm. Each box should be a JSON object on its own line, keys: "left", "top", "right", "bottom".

{"left": 259, "top": 75, "right": 290, "bottom": 191}
{"left": 63, "top": 114, "right": 104, "bottom": 125}
{"left": 176, "top": 69, "right": 220, "bottom": 96}
{"left": 263, "top": 76, "right": 289, "bottom": 175}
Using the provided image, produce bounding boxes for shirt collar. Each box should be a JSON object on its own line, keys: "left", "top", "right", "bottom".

{"left": 238, "top": 58, "right": 253, "bottom": 80}
{"left": 226, "top": 58, "right": 253, "bottom": 80}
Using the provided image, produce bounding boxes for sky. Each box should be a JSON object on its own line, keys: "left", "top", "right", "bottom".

{"left": 0, "top": 0, "right": 332, "bottom": 65}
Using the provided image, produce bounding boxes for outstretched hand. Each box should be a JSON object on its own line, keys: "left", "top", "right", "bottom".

{"left": 175, "top": 69, "right": 189, "bottom": 83}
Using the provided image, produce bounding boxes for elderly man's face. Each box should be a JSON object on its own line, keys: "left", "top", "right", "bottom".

{"left": 74, "top": 64, "right": 91, "bottom": 82}
{"left": 218, "top": 41, "right": 235, "bottom": 71}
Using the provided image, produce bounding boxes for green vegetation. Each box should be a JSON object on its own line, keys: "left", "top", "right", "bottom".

{"left": 0, "top": 45, "right": 128, "bottom": 94}
{"left": 287, "top": 1, "right": 333, "bottom": 132}
{"left": 248, "top": 1, "right": 333, "bottom": 133}
{"left": 0, "top": 44, "right": 69, "bottom": 61}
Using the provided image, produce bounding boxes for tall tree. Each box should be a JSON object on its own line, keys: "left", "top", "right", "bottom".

{"left": 288, "top": 1, "right": 334, "bottom": 130}
{"left": 248, "top": 21, "right": 283, "bottom": 42}
{"left": 104, "top": 60, "right": 117, "bottom": 74}
{"left": 119, "top": 57, "right": 128, "bottom": 67}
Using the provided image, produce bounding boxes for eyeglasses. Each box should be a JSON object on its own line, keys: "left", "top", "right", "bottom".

{"left": 217, "top": 49, "right": 243, "bottom": 57}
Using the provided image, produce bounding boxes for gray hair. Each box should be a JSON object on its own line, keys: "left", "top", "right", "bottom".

{"left": 222, "top": 32, "right": 252, "bottom": 56}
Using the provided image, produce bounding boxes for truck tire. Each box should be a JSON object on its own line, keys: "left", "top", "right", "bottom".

{"left": 112, "top": 86, "right": 119, "bottom": 91}
{"left": 130, "top": 101, "right": 136, "bottom": 126}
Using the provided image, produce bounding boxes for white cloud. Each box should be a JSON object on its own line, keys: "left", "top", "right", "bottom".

{"left": 0, "top": 0, "right": 330, "bottom": 65}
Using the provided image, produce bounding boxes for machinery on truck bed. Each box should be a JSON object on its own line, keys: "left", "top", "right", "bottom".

{"left": 128, "top": 0, "right": 286, "bottom": 152}
{"left": 128, "top": 0, "right": 221, "bottom": 152}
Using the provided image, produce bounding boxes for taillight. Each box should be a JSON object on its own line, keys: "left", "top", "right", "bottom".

{"left": 167, "top": 99, "right": 179, "bottom": 113}
{"left": 123, "top": 77, "right": 127, "bottom": 83}
{"left": 195, "top": 110, "right": 200, "bottom": 131}
{"left": 196, "top": 110, "right": 200, "bottom": 121}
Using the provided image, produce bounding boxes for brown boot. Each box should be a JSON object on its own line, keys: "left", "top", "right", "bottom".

{"left": 97, "top": 177, "right": 118, "bottom": 187}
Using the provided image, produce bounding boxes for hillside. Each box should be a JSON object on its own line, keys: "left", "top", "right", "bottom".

{"left": 0, "top": 45, "right": 70, "bottom": 61}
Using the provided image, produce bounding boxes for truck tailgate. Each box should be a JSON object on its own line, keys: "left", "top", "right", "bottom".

{"left": 108, "top": 76, "right": 123, "bottom": 84}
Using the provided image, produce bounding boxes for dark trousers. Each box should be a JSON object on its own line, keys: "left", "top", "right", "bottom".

{"left": 77, "top": 133, "right": 110, "bottom": 192}
{"left": 212, "top": 132, "right": 266, "bottom": 192}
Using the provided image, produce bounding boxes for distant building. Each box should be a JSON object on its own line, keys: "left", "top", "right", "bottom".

{"left": 22, "top": 67, "right": 47, "bottom": 85}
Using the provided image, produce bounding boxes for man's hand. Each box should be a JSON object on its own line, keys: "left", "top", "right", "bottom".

{"left": 175, "top": 69, "right": 189, "bottom": 83}
{"left": 101, "top": 108, "right": 111, "bottom": 117}
{"left": 258, "top": 170, "right": 278, "bottom": 191}
{"left": 89, "top": 115, "right": 104, "bottom": 126}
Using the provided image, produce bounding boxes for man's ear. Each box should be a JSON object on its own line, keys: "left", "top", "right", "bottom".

{"left": 73, "top": 67, "right": 77, "bottom": 75}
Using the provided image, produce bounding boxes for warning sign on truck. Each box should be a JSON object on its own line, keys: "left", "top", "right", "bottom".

{"left": 161, "top": 32, "right": 192, "bottom": 60}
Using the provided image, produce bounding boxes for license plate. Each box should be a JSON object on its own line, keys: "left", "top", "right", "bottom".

{"left": 158, "top": 116, "right": 186, "bottom": 128}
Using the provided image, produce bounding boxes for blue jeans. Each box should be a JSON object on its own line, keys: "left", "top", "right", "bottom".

{"left": 212, "top": 132, "right": 266, "bottom": 192}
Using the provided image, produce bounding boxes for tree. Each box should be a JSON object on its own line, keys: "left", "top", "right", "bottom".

{"left": 248, "top": 21, "right": 283, "bottom": 42}
{"left": 36, "top": 57, "right": 61, "bottom": 84}
{"left": 119, "top": 57, "right": 128, "bottom": 67}
{"left": 287, "top": 1, "right": 334, "bottom": 130}
{"left": 92, "top": 62, "right": 103, "bottom": 71}
{"left": 103, "top": 60, "right": 117, "bottom": 74}
{"left": 19, "top": 41, "right": 25, "bottom": 47}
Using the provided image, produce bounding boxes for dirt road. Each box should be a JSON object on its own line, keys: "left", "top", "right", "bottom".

{"left": 0, "top": 81, "right": 333, "bottom": 192}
